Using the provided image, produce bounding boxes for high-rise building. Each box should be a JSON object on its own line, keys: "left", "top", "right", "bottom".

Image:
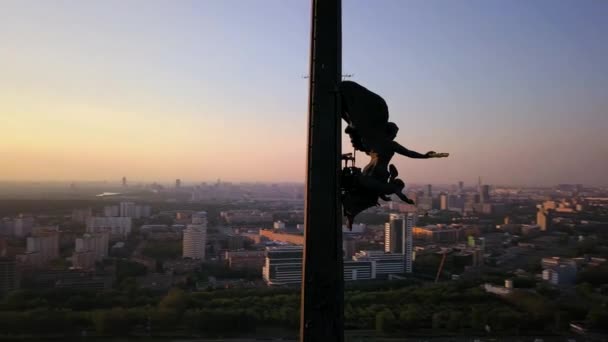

{"left": 104, "top": 205, "right": 119, "bottom": 217}
{"left": 119, "top": 202, "right": 136, "bottom": 218}
{"left": 19, "top": 229, "right": 59, "bottom": 266}
{"left": 458, "top": 181, "right": 464, "bottom": 193}
{"left": 72, "top": 232, "right": 109, "bottom": 269}
{"left": 224, "top": 235, "right": 245, "bottom": 250}
{"left": 439, "top": 192, "right": 449, "bottom": 210}
{"left": 175, "top": 179, "right": 181, "bottom": 189}
{"left": 405, "top": 214, "right": 414, "bottom": 273}
{"left": 448, "top": 194, "right": 464, "bottom": 213}
{"left": 0, "top": 219, "right": 13, "bottom": 236}
{"left": 182, "top": 224, "right": 206, "bottom": 260}
{"left": 384, "top": 213, "right": 414, "bottom": 273}
{"left": 191, "top": 211, "right": 208, "bottom": 225}
{"left": 71, "top": 251, "right": 96, "bottom": 270}
{"left": 71, "top": 208, "right": 92, "bottom": 224}
{"left": 75, "top": 232, "right": 110, "bottom": 259}
{"left": 384, "top": 214, "right": 404, "bottom": 254}
{"left": 29, "top": 231, "right": 59, "bottom": 260}
{"left": 343, "top": 237, "right": 357, "bottom": 259}
{"left": 13, "top": 216, "right": 34, "bottom": 237}
{"left": 426, "top": 184, "right": 432, "bottom": 197}
{"left": 478, "top": 237, "right": 486, "bottom": 252}
{"left": 480, "top": 185, "right": 490, "bottom": 203}
{"left": 418, "top": 196, "right": 433, "bottom": 211}
{"left": 87, "top": 217, "right": 132, "bottom": 237}
{"left": 537, "top": 206, "right": 553, "bottom": 231}
{"left": 119, "top": 202, "right": 151, "bottom": 219}
{"left": 122, "top": 176, "right": 127, "bottom": 187}
{"left": 0, "top": 257, "right": 19, "bottom": 296}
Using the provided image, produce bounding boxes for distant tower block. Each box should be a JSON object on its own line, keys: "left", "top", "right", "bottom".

{"left": 480, "top": 184, "right": 490, "bottom": 203}
{"left": 458, "top": 181, "right": 464, "bottom": 192}
{"left": 405, "top": 213, "right": 415, "bottom": 273}
{"left": 122, "top": 176, "right": 127, "bottom": 187}
{"left": 385, "top": 214, "right": 404, "bottom": 254}
{"left": 537, "top": 206, "right": 553, "bottom": 231}
{"left": 439, "top": 192, "right": 448, "bottom": 210}
{"left": 175, "top": 179, "right": 181, "bottom": 189}
{"left": 426, "top": 184, "right": 432, "bottom": 197}
{"left": 384, "top": 213, "right": 414, "bottom": 273}
{"left": 183, "top": 224, "right": 207, "bottom": 260}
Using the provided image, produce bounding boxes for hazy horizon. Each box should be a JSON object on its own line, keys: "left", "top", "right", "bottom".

{"left": 0, "top": 179, "right": 603, "bottom": 189}
{"left": 2, "top": 0, "right": 607, "bottom": 186}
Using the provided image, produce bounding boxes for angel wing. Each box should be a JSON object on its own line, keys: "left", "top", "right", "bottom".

{"left": 339, "top": 81, "right": 390, "bottom": 150}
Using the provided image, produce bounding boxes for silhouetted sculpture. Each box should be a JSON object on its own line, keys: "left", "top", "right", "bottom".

{"left": 339, "top": 81, "right": 449, "bottom": 228}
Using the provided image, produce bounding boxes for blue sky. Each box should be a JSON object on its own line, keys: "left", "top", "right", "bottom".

{"left": 1, "top": 0, "right": 607, "bottom": 185}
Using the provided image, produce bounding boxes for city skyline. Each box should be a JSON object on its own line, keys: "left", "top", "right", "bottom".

{"left": 0, "top": 177, "right": 600, "bottom": 189}
{"left": 2, "top": 0, "right": 607, "bottom": 186}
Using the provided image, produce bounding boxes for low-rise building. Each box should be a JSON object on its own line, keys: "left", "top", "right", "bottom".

{"left": 343, "top": 259, "right": 373, "bottom": 281}
{"left": 259, "top": 229, "right": 304, "bottom": 245}
{"left": 541, "top": 257, "right": 577, "bottom": 286}
{"left": 225, "top": 250, "right": 265, "bottom": 270}
{"left": 521, "top": 224, "right": 541, "bottom": 236}
{"left": 353, "top": 250, "right": 405, "bottom": 279}
{"left": 263, "top": 246, "right": 302, "bottom": 285}
{"left": 262, "top": 246, "right": 409, "bottom": 286}
{"left": 413, "top": 224, "right": 462, "bottom": 242}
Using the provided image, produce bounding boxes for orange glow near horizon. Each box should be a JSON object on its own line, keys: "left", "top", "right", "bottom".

{"left": 1, "top": 1, "right": 607, "bottom": 186}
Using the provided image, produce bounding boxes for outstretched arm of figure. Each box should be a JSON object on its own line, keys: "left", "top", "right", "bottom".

{"left": 391, "top": 141, "right": 449, "bottom": 159}
{"left": 391, "top": 141, "right": 430, "bottom": 159}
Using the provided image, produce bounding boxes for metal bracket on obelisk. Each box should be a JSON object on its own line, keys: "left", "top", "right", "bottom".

{"left": 300, "top": 0, "right": 344, "bottom": 342}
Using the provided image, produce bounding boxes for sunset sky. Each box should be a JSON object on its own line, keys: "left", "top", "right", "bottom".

{"left": 1, "top": 0, "right": 607, "bottom": 186}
